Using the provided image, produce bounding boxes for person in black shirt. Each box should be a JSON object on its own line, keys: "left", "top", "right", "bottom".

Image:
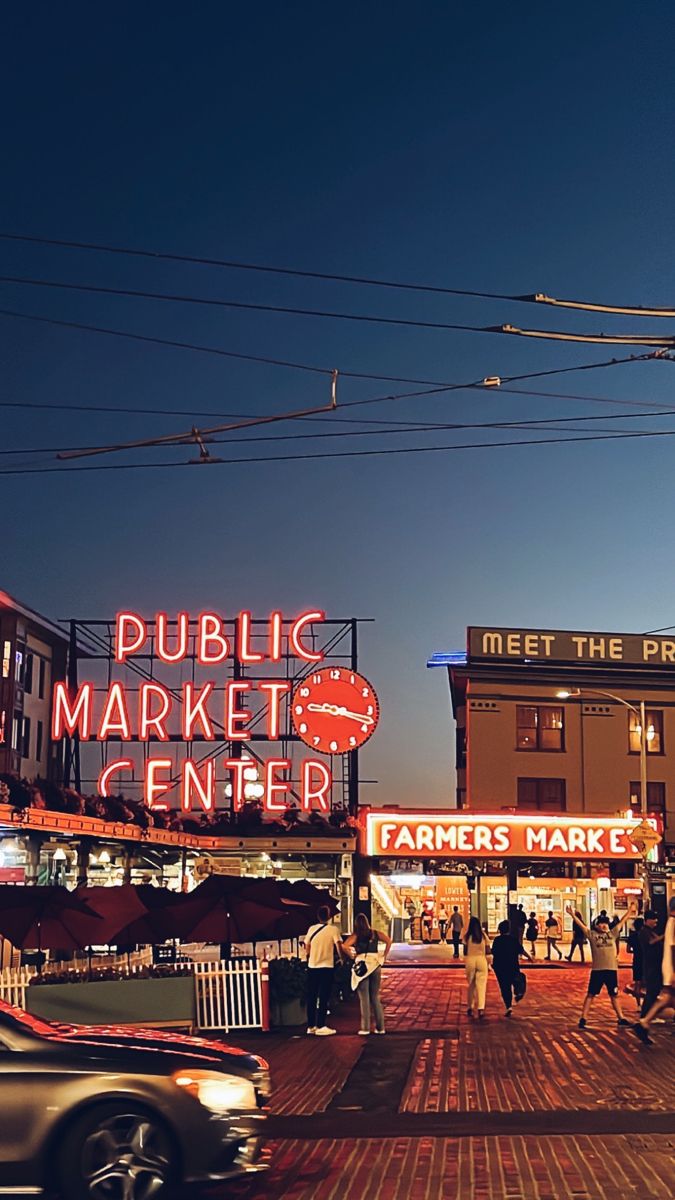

{"left": 492, "top": 920, "right": 525, "bottom": 1017}
{"left": 638, "top": 909, "right": 664, "bottom": 1018}
{"left": 627, "top": 917, "right": 644, "bottom": 997}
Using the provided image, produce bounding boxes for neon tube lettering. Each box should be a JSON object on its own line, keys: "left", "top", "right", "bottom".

{"left": 52, "top": 681, "right": 93, "bottom": 740}
{"left": 98, "top": 758, "right": 134, "bottom": 797}
{"left": 139, "top": 683, "right": 172, "bottom": 740}
{"left": 182, "top": 682, "right": 215, "bottom": 740}
{"left": 237, "top": 611, "right": 264, "bottom": 663}
{"left": 146, "top": 758, "right": 172, "bottom": 809}
{"left": 197, "top": 613, "right": 230, "bottom": 664}
{"left": 97, "top": 682, "right": 132, "bottom": 741}
{"left": 264, "top": 758, "right": 291, "bottom": 811}
{"left": 259, "top": 680, "right": 291, "bottom": 739}
{"left": 301, "top": 759, "right": 331, "bottom": 811}
{"left": 289, "top": 611, "right": 325, "bottom": 662}
{"left": 156, "top": 612, "right": 189, "bottom": 664}
{"left": 226, "top": 681, "right": 252, "bottom": 740}
{"left": 115, "top": 613, "right": 147, "bottom": 663}
{"left": 181, "top": 760, "right": 215, "bottom": 812}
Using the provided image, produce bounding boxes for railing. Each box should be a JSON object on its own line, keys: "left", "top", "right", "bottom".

{"left": 0, "top": 966, "right": 34, "bottom": 1008}
{"left": 0, "top": 956, "right": 269, "bottom": 1034}
{"left": 193, "top": 958, "right": 267, "bottom": 1032}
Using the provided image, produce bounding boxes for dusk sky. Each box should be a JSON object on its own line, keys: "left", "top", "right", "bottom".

{"left": 4, "top": 2, "right": 675, "bottom": 808}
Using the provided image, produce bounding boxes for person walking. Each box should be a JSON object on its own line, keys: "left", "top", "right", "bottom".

{"left": 632, "top": 896, "right": 675, "bottom": 1044}
{"left": 464, "top": 915, "right": 491, "bottom": 1019}
{"left": 626, "top": 917, "right": 645, "bottom": 1002}
{"left": 566, "top": 904, "right": 634, "bottom": 1029}
{"left": 545, "top": 911, "right": 563, "bottom": 961}
{"left": 450, "top": 906, "right": 464, "bottom": 958}
{"left": 514, "top": 904, "right": 527, "bottom": 946}
{"left": 525, "top": 912, "right": 539, "bottom": 958}
{"left": 491, "top": 919, "right": 525, "bottom": 1017}
{"left": 437, "top": 903, "right": 448, "bottom": 945}
{"left": 303, "top": 904, "right": 344, "bottom": 1036}
{"left": 422, "top": 900, "right": 434, "bottom": 943}
{"left": 566, "top": 911, "right": 587, "bottom": 963}
{"left": 637, "top": 909, "right": 664, "bottom": 1018}
{"left": 343, "top": 913, "right": 392, "bottom": 1035}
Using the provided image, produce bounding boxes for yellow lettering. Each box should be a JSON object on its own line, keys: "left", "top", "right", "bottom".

{"left": 572, "top": 636, "right": 588, "bottom": 657}
{"left": 506, "top": 633, "right": 522, "bottom": 655}
{"left": 482, "top": 632, "right": 503, "bottom": 655}
{"left": 643, "top": 639, "right": 659, "bottom": 660}
{"left": 608, "top": 638, "right": 624, "bottom": 660}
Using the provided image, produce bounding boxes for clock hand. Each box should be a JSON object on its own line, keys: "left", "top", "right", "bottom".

{"left": 306, "top": 702, "right": 374, "bottom": 726}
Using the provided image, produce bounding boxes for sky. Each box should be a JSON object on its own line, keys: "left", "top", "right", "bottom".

{"left": 3, "top": 1, "right": 675, "bottom": 808}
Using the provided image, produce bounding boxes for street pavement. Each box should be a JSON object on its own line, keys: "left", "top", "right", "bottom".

{"left": 213, "top": 965, "right": 675, "bottom": 1199}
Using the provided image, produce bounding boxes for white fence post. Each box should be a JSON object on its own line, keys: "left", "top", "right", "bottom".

{"left": 0, "top": 966, "right": 34, "bottom": 1008}
{"left": 192, "top": 959, "right": 263, "bottom": 1032}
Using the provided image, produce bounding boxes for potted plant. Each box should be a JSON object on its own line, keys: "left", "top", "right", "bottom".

{"left": 268, "top": 956, "right": 308, "bottom": 1028}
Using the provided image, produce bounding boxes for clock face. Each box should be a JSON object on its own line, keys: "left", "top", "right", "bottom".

{"left": 291, "top": 667, "right": 380, "bottom": 754}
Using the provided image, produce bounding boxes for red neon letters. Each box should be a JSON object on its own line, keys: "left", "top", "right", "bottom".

{"left": 114, "top": 610, "right": 326, "bottom": 664}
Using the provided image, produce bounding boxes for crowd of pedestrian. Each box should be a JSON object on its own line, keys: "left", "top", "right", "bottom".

{"left": 299, "top": 896, "right": 674, "bottom": 1041}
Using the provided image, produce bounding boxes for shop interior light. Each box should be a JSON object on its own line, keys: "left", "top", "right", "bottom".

{"left": 596, "top": 876, "right": 611, "bottom": 889}
{"left": 52, "top": 847, "right": 67, "bottom": 862}
{"left": 98, "top": 849, "right": 111, "bottom": 864}
{"left": 389, "top": 873, "right": 425, "bottom": 888}
{"left": 370, "top": 873, "right": 398, "bottom": 918}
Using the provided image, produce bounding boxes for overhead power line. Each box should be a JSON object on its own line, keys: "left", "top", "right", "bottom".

{"left": 0, "top": 306, "right": 661, "bottom": 389}
{"left": 3, "top": 231, "right": 675, "bottom": 319}
{"left": 4, "top": 406, "right": 675, "bottom": 459}
{"left": 3, "top": 426, "right": 675, "bottom": 476}
{"left": 3, "top": 275, "right": 675, "bottom": 348}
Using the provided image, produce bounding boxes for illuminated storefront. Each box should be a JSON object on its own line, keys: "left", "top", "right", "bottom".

{"left": 360, "top": 810, "right": 655, "bottom": 940}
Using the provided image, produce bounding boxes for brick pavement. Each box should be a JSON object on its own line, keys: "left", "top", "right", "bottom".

{"left": 215, "top": 967, "right": 675, "bottom": 1200}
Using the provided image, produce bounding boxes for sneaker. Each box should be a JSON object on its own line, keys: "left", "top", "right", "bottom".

{"left": 373, "top": 1029, "right": 386, "bottom": 1035}
{"left": 617, "top": 1018, "right": 631, "bottom": 1027}
{"left": 315, "top": 1026, "right": 337, "bottom": 1037}
{"left": 505, "top": 1008, "right": 513, "bottom": 1018}
{"left": 578, "top": 1017, "right": 587, "bottom": 1029}
{"left": 357, "top": 1029, "right": 370, "bottom": 1036}
{"left": 306, "top": 1027, "right": 316, "bottom": 1035}
{"left": 632, "top": 1022, "right": 654, "bottom": 1045}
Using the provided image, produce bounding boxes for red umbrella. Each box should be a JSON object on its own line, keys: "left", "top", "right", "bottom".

{"left": 0, "top": 885, "right": 102, "bottom": 953}
{"left": 72, "top": 885, "right": 149, "bottom": 946}
{"left": 173, "top": 876, "right": 287, "bottom": 943}
{"left": 278, "top": 879, "right": 339, "bottom": 917}
{"left": 109, "top": 886, "right": 185, "bottom": 946}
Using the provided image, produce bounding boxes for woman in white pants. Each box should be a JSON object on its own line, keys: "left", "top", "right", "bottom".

{"left": 464, "top": 916, "right": 491, "bottom": 1019}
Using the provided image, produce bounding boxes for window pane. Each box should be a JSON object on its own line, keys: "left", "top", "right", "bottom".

{"left": 647, "top": 710, "right": 663, "bottom": 753}
{"left": 539, "top": 779, "right": 565, "bottom": 809}
{"left": 516, "top": 706, "right": 538, "bottom": 750}
{"left": 517, "top": 778, "right": 538, "bottom": 807}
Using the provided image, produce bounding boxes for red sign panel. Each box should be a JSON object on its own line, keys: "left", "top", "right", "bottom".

{"left": 365, "top": 812, "right": 657, "bottom": 860}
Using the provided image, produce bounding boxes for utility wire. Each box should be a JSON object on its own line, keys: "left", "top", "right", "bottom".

{"left": 4, "top": 406, "right": 674, "bottom": 459}
{"left": 0, "top": 231, "right": 531, "bottom": 303}
{"left": 3, "top": 427, "right": 675, "bottom": 476}
{"left": 3, "top": 231, "right": 675, "bottom": 319}
{"left": 0, "top": 305, "right": 661, "bottom": 390}
{"left": 3, "top": 274, "right": 675, "bottom": 347}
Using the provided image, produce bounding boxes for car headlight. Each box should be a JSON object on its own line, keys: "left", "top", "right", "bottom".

{"left": 172, "top": 1069, "right": 257, "bottom": 1112}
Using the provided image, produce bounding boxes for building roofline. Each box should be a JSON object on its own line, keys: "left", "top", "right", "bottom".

{"left": 0, "top": 589, "right": 69, "bottom": 644}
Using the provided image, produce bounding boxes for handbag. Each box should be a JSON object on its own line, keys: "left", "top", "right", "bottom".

{"left": 350, "top": 952, "right": 380, "bottom": 991}
{"left": 514, "top": 970, "right": 527, "bottom": 1001}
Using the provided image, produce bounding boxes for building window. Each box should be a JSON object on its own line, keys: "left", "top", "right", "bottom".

{"left": 628, "top": 709, "right": 663, "bottom": 754}
{"left": 15, "top": 644, "right": 25, "bottom": 687}
{"left": 21, "top": 716, "right": 31, "bottom": 760}
{"left": 38, "top": 658, "right": 46, "bottom": 700}
{"left": 36, "top": 720, "right": 44, "bottom": 763}
{"left": 11, "top": 712, "right": 21, "bottom": 752}
{"left": 629, "top": 781, "right": 666, "bottom": 823}
{"left": 24, "top": 653, "right": 34, "bottom": 695}
{"left": 516, "top": 705, "right": 564, "bottom": 751}
{"left": 2, "top": 641, "right": 10, "bottom": 679}
{"left": 517, "top": 778, "right": 567, "bottom": 812}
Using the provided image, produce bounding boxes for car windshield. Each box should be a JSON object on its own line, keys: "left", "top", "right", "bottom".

{"left": 0, "top": 999, "right": 56, "bottom": 1040}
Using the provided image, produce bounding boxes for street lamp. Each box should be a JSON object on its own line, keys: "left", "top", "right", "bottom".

{"left": 555, "top": 687, "right": 651, "bottom": 819}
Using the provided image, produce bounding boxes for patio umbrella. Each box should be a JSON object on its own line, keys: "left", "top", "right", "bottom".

{"left": 0, "top": 885, "right": 102, "bottom": 954}
{"left": 172, "top": 876, "right": 287, "bottom": 944}
{"left": 278, "top": 879, "right": 339, "bottom": 917}
{"left": 72, "top": 885, "right": 149, "bottom": 946}
{"left": 108, "top": 885, "right": 185, "bottom": 946}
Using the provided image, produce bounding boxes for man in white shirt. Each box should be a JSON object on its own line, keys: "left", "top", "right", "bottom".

{"left": 633, "top": 896, "right": 675, "bottom": 1045}
{"left": 303, "top": 904, "right": 344, "bottom": 1036}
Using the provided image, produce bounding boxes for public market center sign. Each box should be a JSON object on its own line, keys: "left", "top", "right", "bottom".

{"left": 52, "top": 610, "right": 379, "bottom": 813}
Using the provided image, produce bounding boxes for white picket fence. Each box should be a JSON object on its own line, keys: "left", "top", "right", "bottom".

{"left": 193, "top": 959, "right": 265, "bottom": 1031}
{"left": 0, "top": 957, "right": 266, "bottom": 1033}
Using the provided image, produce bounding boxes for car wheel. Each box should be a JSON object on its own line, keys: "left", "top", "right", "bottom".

{"left": 57, "top": 1102, "right": 177, "bottom": 1200}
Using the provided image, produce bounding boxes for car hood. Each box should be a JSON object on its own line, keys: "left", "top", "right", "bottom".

{"left": 51, "top": 1023, "right": 267, "bottom": 1075}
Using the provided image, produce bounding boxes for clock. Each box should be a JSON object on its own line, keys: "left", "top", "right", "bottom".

{"left": 291, "top": 667, "right": 380, "bottom": 754}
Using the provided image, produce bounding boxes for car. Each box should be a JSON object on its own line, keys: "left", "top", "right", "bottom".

{"left": 0, "top": 998, "right": 270, "bottom": 1199}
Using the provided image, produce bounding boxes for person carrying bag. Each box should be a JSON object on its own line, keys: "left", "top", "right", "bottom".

{"left": 343, "top": 913, "right": 392, "bottom": 1035}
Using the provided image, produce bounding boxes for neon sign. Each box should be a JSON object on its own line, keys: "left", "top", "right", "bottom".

{"left": 365, "top": 812, "right": 659, "bottom": 860}
{"left": 53, "top": 610, "right": 378, "bottom": 814}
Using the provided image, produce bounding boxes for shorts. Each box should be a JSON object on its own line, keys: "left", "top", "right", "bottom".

{"left": 587, "top": 969, "right": 619, "bottom": 997}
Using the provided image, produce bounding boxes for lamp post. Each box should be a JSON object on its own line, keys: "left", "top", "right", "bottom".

{"left": 555, "top": 687, "right": 650, "bottom": 820}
